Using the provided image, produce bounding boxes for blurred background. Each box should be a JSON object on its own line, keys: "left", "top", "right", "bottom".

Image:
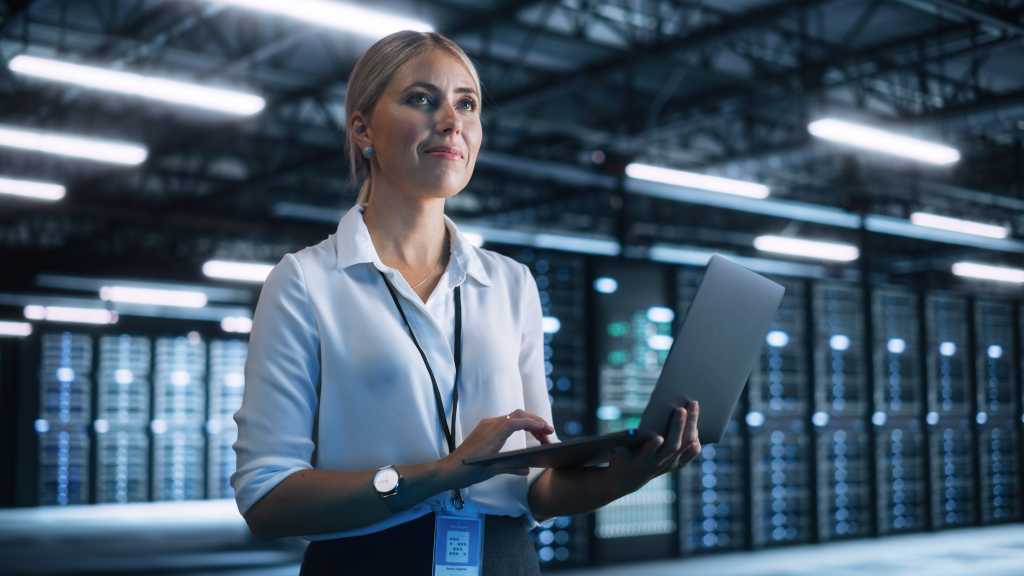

{"left": 1, "top": 1, "right": 1023, "bottom": 574}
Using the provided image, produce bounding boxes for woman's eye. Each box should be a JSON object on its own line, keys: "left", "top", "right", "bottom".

{"left": 408, "top": 93, "right": 432, "bottom": 105}
{"left": 459, "top": 98, "right": 478, "bottom": 111}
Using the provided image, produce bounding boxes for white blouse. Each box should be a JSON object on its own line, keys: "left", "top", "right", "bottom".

{"left": 231, "top": 204, "right": 557, "bottom": 540}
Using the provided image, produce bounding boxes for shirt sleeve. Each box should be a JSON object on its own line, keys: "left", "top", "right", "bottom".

{"left": 517, "top": 264, "right": 560, "bottom": 496}
{"left": 231, "top": 253, "right": 321, "bottom": 516}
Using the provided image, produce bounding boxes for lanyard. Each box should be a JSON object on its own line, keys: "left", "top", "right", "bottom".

{"left": 378, "top": 270, "right": 465, "bottom": 510}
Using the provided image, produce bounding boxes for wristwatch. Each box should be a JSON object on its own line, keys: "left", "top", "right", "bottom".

{"left": 373, "top": 465, "right": 402, "bottom": 500}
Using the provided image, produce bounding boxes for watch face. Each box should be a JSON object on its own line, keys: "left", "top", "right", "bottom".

{"left": 374, "top": 467, "right": 399, "bottom": 493}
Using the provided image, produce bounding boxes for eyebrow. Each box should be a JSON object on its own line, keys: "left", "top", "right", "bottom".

{"left": 402, "top": 81, "right": 479, "bottom": 98}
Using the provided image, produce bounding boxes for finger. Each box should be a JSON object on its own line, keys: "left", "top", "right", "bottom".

{"left": 504, "top": 411, "right": 556, "bottom": 435}
{"left": 683, "top": 401, "right": 700, "bottom": 445}
{"left": 503, "top": 418, "right": 556, "bottom": 442}
{"left": 640, "top": 435, "right": 664, "bottom": 457}
{"left": 657, "top": 407, "right": 686, "bottom": 460}
{"left": 531, "top": 430, "right": 553, "bottom": 445}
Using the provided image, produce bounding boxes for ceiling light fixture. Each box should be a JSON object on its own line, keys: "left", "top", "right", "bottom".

{"left": 0, "top": 124, "right": 147, "bottom": 165}
{"left": 753, "top": 235, "right": 859, "bottom": 262}
{"left": 9, "top": 55, "right": 265, "bottom": 116}
{"left": 202, "top": 259, "right": 274, "bottom": 283}
{"left": 24, "top": 305, "right": 117, "bottom": 325}
{"left": 99, "top": 286, "right": 208, "bottom": 308}
{"left": 0, "top": 175, "right": 65, "bottom": 201}
{"left": 625, "top": 162, "right": 770, "bottom": 199}
{"left": 951, "top": 262, "right": 1024, "bottom": 284}
{"left": 0, "top": 320, "right": 33, "bottom": 337}
{"left": 206, "top": 0, "right": 432, "bottom": 37}
{"left": 910, "top": 212, "right": 1008, "bottom": 239}
{"left": 808, "top": 118, "right": 960, "bottom": 166}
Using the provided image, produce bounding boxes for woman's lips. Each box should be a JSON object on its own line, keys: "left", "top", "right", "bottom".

{"left": 426, "top": 150, "right": 462, "bottom": 160}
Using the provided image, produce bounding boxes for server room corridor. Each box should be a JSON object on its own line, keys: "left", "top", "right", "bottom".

{"left": 2, "top": 1, "right": 1023, "bottom": 575}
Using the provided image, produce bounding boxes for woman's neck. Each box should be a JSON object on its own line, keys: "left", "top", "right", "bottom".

{"left": 362, "top": 187, "right": 448, "bottom": 271}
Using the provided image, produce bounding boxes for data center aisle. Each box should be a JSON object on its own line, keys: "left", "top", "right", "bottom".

{"left": 554, "top": 524, "right": 1024, "bottom": 576}
{"left": 180, "top": 524, "right": 1024, "bottom": 576}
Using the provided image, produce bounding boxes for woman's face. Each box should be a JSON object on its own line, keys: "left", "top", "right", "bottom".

{"left": 361, "top": 50, "right": 482, "bottom": 200}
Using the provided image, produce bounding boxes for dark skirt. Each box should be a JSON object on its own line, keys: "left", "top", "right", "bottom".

{"left": 300, "top": 512, "right": 541, "bottom": 575}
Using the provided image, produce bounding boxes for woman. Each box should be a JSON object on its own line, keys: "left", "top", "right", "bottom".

{"left": 231, "top": 30, "right": 701, "bottom": 574}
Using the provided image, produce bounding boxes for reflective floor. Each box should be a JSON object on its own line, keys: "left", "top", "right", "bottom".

{"left": 188, "top": 524, "right": 1024, "bottom": 576}
{"left": 2, "top": 502, "right": 1020, "bottom": 575}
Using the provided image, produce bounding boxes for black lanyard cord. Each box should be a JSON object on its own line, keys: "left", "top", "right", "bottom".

{"left": 378, "top": 270, "right": 464, "bottom": 509}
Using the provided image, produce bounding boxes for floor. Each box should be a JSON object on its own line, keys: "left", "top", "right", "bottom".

{"left": 2, "top": 502, "right": 1021, "bottom": 575}
{"left": 186, "top": 523, "right": 1024, "bottom": 576}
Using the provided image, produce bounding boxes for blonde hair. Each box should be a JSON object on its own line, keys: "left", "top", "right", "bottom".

{"left": 345, "top": 31, "right": 483, "bottom": 205}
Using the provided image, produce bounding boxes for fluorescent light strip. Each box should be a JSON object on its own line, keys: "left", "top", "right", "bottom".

{"left": 9, "top": 55, "right": 265, "bottom": 116}
{"left": 910, "top": 212, "right": 1008, "bottom": 239}
{"left": 753, "top": 235, "right": 859, "bottom": 262}
{"left": 0, "top": 124, "right": 147, "bottom": 165}
{"left": 221, "top": 316, "right": 253, "bottom": 334}
{"left": 0, "top": 175, "right": 65, "bottom": 201}
{"left": 864, "top": 215, "right": 1024, "bottom": 253}
{"left": 808, "top": 118, "right": 960, "bottom": 166}
{"left": 208, "top": 0, "right": 432, "bottom": 37}
{"left": 100, "top": 286, "right": 208, "bottom": 308}
{"left": 24, "top": 305, "right": 117, "bottom": 325}
{"left": 625, "top": 162, "right": 770, "bottom": 199}
{"left": 624, "top": 178, "right": 858, "bottom": 228}
{"left": 0, "top": 320, "right": 32, "bottom": 337}
{"left": 648, "top": 244, "right": 831, "bottom": 278}
{"left": 951, "top": 262, "right": 1024, "bottom": 284}
{"left": 203, "top": 259, "right": 274, "bottom": 283}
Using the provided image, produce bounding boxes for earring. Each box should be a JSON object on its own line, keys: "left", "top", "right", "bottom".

{"left": 361, "top": 146, "right": 374, "bottom": 159}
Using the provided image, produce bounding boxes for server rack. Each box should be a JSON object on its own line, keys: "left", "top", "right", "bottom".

{"left": 37, "top": 332, "right": 92, "bottom": 506}
{"left": 526, "top": 250, "right": 591, "bottom": 568}
{"left": 748, "top": 279, "right": 812, "bottom": 547}
{"left": 152, "top": 335, "right": 207, "bottom": 501}
{"left": 95, "top": 335, "right": 151, "bottom": 503}
{"left": 207, "top": 339, "right": 247, "bottom": 500}
{"left": 812, "top": 282, "right": 872, "bottom": 541}
{"left": 675, "top": 267, "right": 747, "bottom": 555}
{"left": 925, "top": 294, "right": 975, "bottom": 528}
{"left": 872, "top": 289, "right": 927, "bottom": 534}
{"left": 974, "top": 300, "right": 1019, "bottom": 523}
{"left": 591, "top": 261, "right": 676, "bottom": 562}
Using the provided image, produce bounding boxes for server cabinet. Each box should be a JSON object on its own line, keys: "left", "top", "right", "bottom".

{"left": 876, "top": 422, "right": 928, "bottom": 533}
{"left": 37, "top": 332, "right": 92, "bottom": 505}
{"left": 747, "top": 279, "right": 811, "bottom": 547}
{"left": 930, "top": 418, "right": 975, "bottom": 528}
{"left": 872, "top": 288, "right": 927, "bottom": 534}
{"left": 675, "top": 267, "right": 748, "bottom": 554}
{"left": 925, "top": 295, "right": 975, "bottom": 528}
{"left": 95, "top": 335, "right": 151, "bottom": 503}
{"left": 208, "top": 339, "right": 247, "bottom": 499}
{"left": 812, "top": 282, "right": 871, "bottom": 540}
{"left": 506, "top": 249, "right": 591, "bottom": 568}
{"left": 974, "top": 300, "right": 1019, "bottom": 522}
{"left": 813, "top": 283, "right": 867, "bottom": 418}
{"left": 749, "top": 280, "right": 807, "bottom": 417}
{"left": 152, "top": 335, "right": 206, "bottom": 501}
{"left": 814, "top": 422, "right": 871, "bottom": 540}
{"left": 592, "top": 261, "right": 675, "bottom": 561}
{"left": 678, "top": 419, "right": 746, "bottom": 554}
{"left": 750, "top": 419, "right": 812, "bottom": 546}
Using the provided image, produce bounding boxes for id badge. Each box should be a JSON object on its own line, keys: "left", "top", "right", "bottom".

{"left": 433, "top": 512, "right": 484, "bottom": 576}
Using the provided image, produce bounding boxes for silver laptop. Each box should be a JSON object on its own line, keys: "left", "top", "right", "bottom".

{"left": 464, "top": 254, "right": 785, "bottom": 470}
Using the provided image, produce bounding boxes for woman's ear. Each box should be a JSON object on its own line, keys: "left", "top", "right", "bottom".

{"left": 350, "top": 115, "right": 372, "bottom": 149}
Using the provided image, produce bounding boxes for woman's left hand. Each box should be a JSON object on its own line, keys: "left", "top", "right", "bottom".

{"left": 606, "top": 400, "right": 701, "bottom": 495}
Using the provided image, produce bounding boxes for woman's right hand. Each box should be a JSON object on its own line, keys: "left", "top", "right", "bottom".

{"left": 438, "top": 409, "right": 554, "bottom": 490}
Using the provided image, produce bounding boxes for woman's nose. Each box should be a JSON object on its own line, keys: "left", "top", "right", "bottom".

{"left": 435, "top": 102, "right": 461, "bottom": 134}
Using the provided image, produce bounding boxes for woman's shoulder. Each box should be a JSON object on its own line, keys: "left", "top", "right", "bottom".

{"left": 263, "top": 236, "right": 337, "bottom": 293}
{"left": 471, "top": 245, "right": 531, "bottom": 280}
